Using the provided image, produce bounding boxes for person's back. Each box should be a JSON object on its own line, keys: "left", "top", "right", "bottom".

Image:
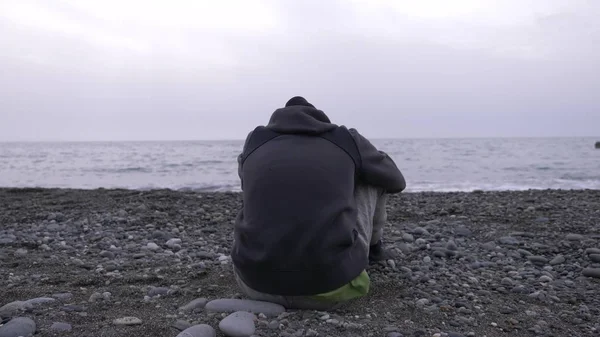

{"left": 232, "top": 96, "right": 406, "bottom": 309}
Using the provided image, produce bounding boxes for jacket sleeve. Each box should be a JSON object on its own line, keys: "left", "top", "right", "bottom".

{"left": 348, "top": 128, "right": 406, "bottom": 193}
{"left": 237, "top": 131, "right": 254, "bottom": 190}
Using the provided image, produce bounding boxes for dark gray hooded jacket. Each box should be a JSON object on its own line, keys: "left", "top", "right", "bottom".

{"left": 232, "top": 99, "right": 405, "bottom": 296}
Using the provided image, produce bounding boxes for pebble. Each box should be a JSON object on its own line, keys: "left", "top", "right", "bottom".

{"left": 416, "top": 298, "right": 429, "bottom": 307}
{"left": 89, "top": 292, "right": 104, "bottom": 302}
{"left": 517, "top": 249, "right": 533, "bottom": 256}
{"left": 398, "top": 243, "right": 412, "bottom": 254}
{"left": 527, "top": 256, "right": 548, "bottom": 265}
{"left": 99, "top": 250, "right": 115, "bottom": 259}
{"left": 180, "top": 298, "right": 208, "bottom": 312}
{"left": 566, "top": 233, "right": 584, "bottom": 241}
{"left": 413, "top": 227, "right": 430, "bottom": 236}
{"left": 499, "top": 236, "right": 519, "bottom": 245}
{"left": 423, "top": 256, "right": 432, "bottom": 263}
{"left": 581, "top": 268, "right": 600, "bottom": 279}
{"left": 113, "top": 317, "right": 142, "bottom": 325}
{"left": 433, "top": 250, "right": 445, "bottom": 258}
{"left": 446, "top": 240, "right": 458, "bottom": 251}
{"left": 172, "top": 320, "right": 193, "bottom": 331}
{"left": 589, "top": 254, "right": 600, "bottom": 263}
{"left": 585, "top": 248, "right": 600, "bottom": 255}
{"left": 539, "top": 275, "right": 553, "bottom": 282}
{"left": 148, "top": 286, "right": 170, "bottom": 297}
{"left": 50, "top": 322, "right": 73, "bottom": 332}
{"left": 402, "top": 233, "right": 414, "bottom": 242}
{"left": 61, "top": 304, "right": 85, "bottom": 312}
{"left": 549, "top": 255, "right": 565, "bottom": 265}
{"left": 146, "top": 242, "right": 160, "bottom": 251}
{"left": 455, "top": 227, "right": 472, "bottom": 237}
{"left": 176, "top": 324, "right": 216, "bottom": 337}
{"left": 0, "top": 317, "right": 36, "bottom": 337}
{"left": 0, "top": 235, "right": 16, "bottom": 245}
{"left": 167, "top": 238, "right": 182, "bottom": 247}
{"left": 52, "top": 293, "right": 73, "bottom": 301}
{"left": 14, "top": 248, "right": 27, "bottom": 257}
{"left": 205, "top": 299, "right": 285, "bottom": 317}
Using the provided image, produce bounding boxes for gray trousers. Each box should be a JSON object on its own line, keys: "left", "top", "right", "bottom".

{"left": 233, "top": 183, "right": 387, "bottom": 310}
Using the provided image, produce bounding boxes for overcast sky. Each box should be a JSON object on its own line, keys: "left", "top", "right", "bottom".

{"left": 1, "top": 0, "right": 599, "bottom": 141}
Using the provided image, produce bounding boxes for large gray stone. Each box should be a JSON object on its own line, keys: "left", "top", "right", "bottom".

{"left": 582, "top": 268, "right": 600, "bottom": 279}
{"left": 585, "top": 248, "right": 600, "bottom": 255}
{"left": 0, "top": 302, "right": 31, "bottom": 318}
{"left": 588, "top": 254, "right": 600, "bottom": 263}
{"left": 219, "top": 311, "right": 256, "bottom": 337}
{"left": 176, "top": 324, "right": 216, "bottom": 337}
{"left": 205, "top": 299, "right": 285, "bottom": 317}
{"left": 0, "top": 317, "right": 36, "bottom": 337}
{"left": 24, "top": 297, "right": 56, "bottom": 306}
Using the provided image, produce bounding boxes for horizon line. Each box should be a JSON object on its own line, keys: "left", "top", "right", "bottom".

{"left": 0, "top": 135, "right": 599, "bottom": 143}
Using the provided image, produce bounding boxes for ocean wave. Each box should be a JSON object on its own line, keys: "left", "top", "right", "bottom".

{"left": 559, "top": 173, "right": 600, "bottom": 181}
{"left": 82, "top": 167, "right": 153, "bottom": 174}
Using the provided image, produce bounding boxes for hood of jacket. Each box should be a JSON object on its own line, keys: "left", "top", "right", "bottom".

{"left": 266, "top": 105, "right": 337, "bottom": 135}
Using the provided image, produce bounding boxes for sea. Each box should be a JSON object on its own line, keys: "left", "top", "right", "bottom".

{"left": 0, "top": 138, "right": 599, "bottom": 192}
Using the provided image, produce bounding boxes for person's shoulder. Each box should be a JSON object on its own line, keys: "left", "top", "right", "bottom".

{"left": 334, "top": 125, "right": 356, "bottom": 134}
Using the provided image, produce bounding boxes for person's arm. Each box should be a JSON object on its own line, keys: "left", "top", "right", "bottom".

{"left": 348, "top": 128, "right": 406, "bottom": 193}
{"left": 237, "top": 131, "right": 253, "bottom": 190}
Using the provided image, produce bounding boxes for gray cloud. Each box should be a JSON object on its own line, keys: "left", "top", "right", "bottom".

{"left": 0, "top": 0, "right": 598, "bottom": 141}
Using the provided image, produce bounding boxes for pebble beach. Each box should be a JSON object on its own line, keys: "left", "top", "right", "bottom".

{"left": 1, "top": 188, "right": 599, "bottom": 337}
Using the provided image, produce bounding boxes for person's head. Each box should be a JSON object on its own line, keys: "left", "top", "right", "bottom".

{"left": 283, "top": 96, "right": 331, "bottom": 123}
{"left": 285, "top": 96, "right": 315, "bottom": 109}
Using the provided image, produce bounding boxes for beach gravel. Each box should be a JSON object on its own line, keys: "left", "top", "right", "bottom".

{"left": 0, "top": 188, "right": 599, "bottom": 336}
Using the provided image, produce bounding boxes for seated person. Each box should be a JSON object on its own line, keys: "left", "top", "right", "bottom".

{"left": 231, "top": 96, "right": 406, "bottom": 310}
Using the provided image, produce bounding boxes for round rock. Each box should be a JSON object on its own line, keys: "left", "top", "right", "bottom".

{"left": 219, "top": 311, "right": 256, "bottom": 337}
{"left": 0, "top": 317, "right": 36, "bottom": 337}
{"left": 146, "top": 242, "right": 160, "bottom": 251}
{"left": 176, "top": 324, "right": 216, "bottom": 337}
